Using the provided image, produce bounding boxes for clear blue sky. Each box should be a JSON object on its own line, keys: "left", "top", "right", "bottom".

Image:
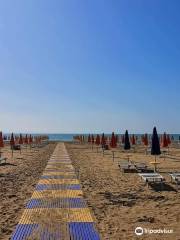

{"left": 0, "top": 0, "right": 180, "bottom": 133}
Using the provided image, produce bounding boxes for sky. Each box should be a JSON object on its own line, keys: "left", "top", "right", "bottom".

{"left": 0, "top": 0, "right": 180, "bottom": 134}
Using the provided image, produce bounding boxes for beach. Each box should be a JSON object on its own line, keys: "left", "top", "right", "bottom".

{"left": 0, "top": 141, "right": 180, "bottom": 239}
{"left": 0, "top": 143, "right": 57, "bottom": 240}
{"left": 66, "top": 142, "right": 180, "bottom": 240}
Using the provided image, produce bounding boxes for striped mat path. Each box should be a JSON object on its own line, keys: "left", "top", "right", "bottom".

{"left": 11, "top": 143, "right": 100, "bottom": 240}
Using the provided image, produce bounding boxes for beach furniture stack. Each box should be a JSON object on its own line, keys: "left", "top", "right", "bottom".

{"left": 11, "top": 143, "right": 100, "bottom": 240}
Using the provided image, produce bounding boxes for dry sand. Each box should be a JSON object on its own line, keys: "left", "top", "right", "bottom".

{"left": 66, "top": 143, "right": 180, "bottom": 240}
{"left": 0, "top": 143, "right": 57, "bottom": 240}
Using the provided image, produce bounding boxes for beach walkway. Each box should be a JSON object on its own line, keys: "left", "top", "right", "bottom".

{"left": 11, "top": 143, "right": 100, "bottom": 240}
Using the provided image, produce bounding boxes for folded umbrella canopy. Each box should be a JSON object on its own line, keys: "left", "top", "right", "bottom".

{"left": 24, "top": 134, "right": 28, "bottom": 144}
{"left": 124, "top": 130, "right": 131, "bottom": 150}
{"left": 0, "top": 132, "right": 4, "bottom": 148}
{"left": 88, "top": 134, "right": 91, "bottom": 143}
{"left": 95, "top": 134, "right": 100, "bottom": 145}
{"left": 151, "top": 127, "right": 161, "bottom": 171}
{"left": 131, "top": 134, "right": 136, "bottom": 145}
{"left": 29, "top": 134, "right": 33, "bottom": 144}
{"left": 91, "top": 134, "right": 94, "bottom": 144}
{"left": 144, "top": 133, "right": 149, "bottom": 146}
{"left": 167, "top": 135, "right": 171, "bottom": 145}
{"left": 101, "top": 133, "right": 106, "bottom": 145}
{"left": 162, "top": 132, "right": 168, "bottom": 148}
{"left": 110, "top": 132, "right": 117, "bottom": 148}
{"left": 10, "top": 133, "right": 15, "bottom": 147}
{"left": 19, "top": 134, "right": 23, "bottom": 145}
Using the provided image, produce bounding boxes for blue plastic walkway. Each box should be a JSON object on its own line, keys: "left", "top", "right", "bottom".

{"left": 11, "top": 143, "right": 100, "bottom": 240}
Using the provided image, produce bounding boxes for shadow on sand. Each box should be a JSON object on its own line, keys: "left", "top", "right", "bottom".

{"left": 149, "top": 183, "right": 177, "bottom": 192}
{"left": 0, "top": 162, "right": 17, "bottom": 167}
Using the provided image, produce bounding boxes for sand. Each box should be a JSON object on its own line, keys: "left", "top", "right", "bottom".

{"left": 66, "top": 143, "right": 180, "bottom": 240}
{"left": 0, "top": 143, "right": 57, "bottom": 240}
{"left": 1, "top": 141, "right": 180, "bottom": 240}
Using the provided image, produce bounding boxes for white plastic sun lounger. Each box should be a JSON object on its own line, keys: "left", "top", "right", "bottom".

{"left": 138, "top": 173, "right": 165, "bottom": 186}
{"left": 118, "top": 161, "right": 137, "bottom": 173}
{"left": 169, "top": 173, "right": 180, "bottom": 186}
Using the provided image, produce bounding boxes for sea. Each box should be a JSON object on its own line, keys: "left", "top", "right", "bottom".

{"left": 4, "top": 133, "right": 180, "bottom": 142}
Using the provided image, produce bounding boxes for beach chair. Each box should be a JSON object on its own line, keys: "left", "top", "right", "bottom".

{"left": 169, "top": 173, "right": 180, "bottom": 189}
{"left": 118, "top": 161, "right": 137, "bottom": 173}
{"left": 138, "top": 173, "right": 165, "bottom": 188}
{"left": 133, "top": 162, "right": 154, "bottom": 173}
{"left": 0, "top": 157, "right": 7, "bottom": 164}
{"left": 11, "top": 144, "right": 21, "bottom": 150}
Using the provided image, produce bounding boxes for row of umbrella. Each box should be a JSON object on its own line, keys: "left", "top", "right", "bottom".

{"left": 75, "top": 128, "right": 171, "bottom": 153}
{"left": 0, "top": 132, "right": 49, "bottom": 148}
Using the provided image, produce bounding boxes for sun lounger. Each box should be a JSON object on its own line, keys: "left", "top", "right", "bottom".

{"left": 138, "top": 173, "right": 165, "bottom": 187}
{"left": 0, "top": 157, "right": 7, "bottom": 164}
{"left": 11, "top": 144, "right": 21, "bottom": 150}
{"left": 169, "top": 173, "right": 180, "bottom": 187}
{"left": 118, "top": 161, "right": 137, "bottom": 173}
{"left": 133, "top": 162, "right": 154, "bottom": 173}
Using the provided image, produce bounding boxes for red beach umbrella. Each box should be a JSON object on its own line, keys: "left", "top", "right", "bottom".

{"left": 144, "top": 134, "right": 149, "bottom": 146}
{"left": 110, "top": 132, "right": 117, "bottom": 148}
{"left": 24, "top": 134, "right": 28, "bottom": 144}
{"left": 95, "top": 134, "right": 100, "bottom": 145}
{"left": 131, "top": 134, "right": 136, "bottom": 145}
{"left": 101, "top": 133, "right": 106, "bottom": 145}
{"left": 0, "top": 132, "right": 4, "bottom": 148}
{"left": 19, "top": 134, "right": 23, "bottom": 145}
{"left": 29, "top": 134, "right": 33, "bottom": 144}
{"left": 162, "top": 133, "right": 168, "bottom": 148}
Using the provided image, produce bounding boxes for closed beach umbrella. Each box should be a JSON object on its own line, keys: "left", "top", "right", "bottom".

{"left": 91, "top": 135, "right": 94, "bottom": 144}
{"left": 151, "top": 127, "right": 161, "bottom": 170}
{"left": 101, "top": 133, "right": 106, "bottom": 146}
{"left": 88, "top": 134, "right": 91, "bottom": 143}
{"left": 10, "top": 133, "right": 15, "bottom": 147}
{"left": 24, "top": 134, "right": 28, "bottom": 144}
{"left": 131, "top": 134, "right": 136, "bottom": 145}
{"left": 95, "top": 134, "right": 100, "bottom": 145}
{"left": 29, "top": 134, "right": 33, "bottom": 144}
{"left": 10, "top": 133, "right": 15, "bottom": 157}
{"left": 162, "top": 132, "right": 168, "bottom": 148}
{"left": 151, "top": 127, "right": 161, "bottom": 156}
{"left": 124, "top": 130, "right": 131, "bottom": 150}
{"left": 0, "top": 132, "right": 4, "bottom": 148}
{"left": 19, "top": 134, "right": 23, "bottom": 145}
{"left": 167, "top": 135, "right": 171, "bottom": 145}
{"left": 110, "top": 132, "right": 117, "bottom": 148}
{"left": 116, "top": 135, "right": 119, "bottom": 144}
{"left": 144, "top": 133, "right": 149, "bottom": 146}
